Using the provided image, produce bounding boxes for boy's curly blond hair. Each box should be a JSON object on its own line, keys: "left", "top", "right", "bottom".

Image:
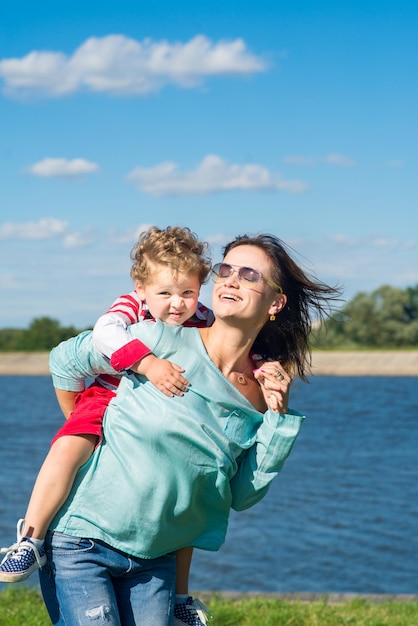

{"left": 130, "top": 226, "right": 212, "bottom": 285}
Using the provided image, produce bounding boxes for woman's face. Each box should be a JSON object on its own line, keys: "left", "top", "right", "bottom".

{"left": 211, "top": 244, "right": 283, "bottom": 324}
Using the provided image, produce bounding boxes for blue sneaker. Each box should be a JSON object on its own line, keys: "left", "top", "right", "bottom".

{"left": 174, "top": 596, "right": 212, "bottom": 626}
{"left": 0, "top": 519, "right": 46, "bottom": 583}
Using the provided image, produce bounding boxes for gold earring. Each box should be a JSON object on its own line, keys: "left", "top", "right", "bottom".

{"left": 270, "top": 314, "right": 276, "bottom": 321}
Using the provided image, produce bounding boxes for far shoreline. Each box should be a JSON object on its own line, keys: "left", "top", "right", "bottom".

{"left": 0, "top": 350, "right": 417, "bottom": 377}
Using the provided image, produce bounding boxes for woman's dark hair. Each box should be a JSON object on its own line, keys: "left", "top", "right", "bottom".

{"left": 223, "top": 234, "right": 343, "bottom": 381}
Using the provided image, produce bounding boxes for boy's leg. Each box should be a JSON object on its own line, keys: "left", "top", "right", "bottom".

{"left": 1, "top": 382, "right": 112, "bottom": 584}
{"left": 23, "top": 434, "right": 97, "bottom": 539}
{"left": 174, "top": 547, "right": 212, "bottom": 626}
{"left": 176, "top": 546, "right": 194, "bottom": 594}
{"left": 0, "top": 434, "right": 96, "bottom": 583}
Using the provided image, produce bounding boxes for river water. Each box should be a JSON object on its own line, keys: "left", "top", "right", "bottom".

{"left": 0, "top": 375, "right": 417, "bottom": 595}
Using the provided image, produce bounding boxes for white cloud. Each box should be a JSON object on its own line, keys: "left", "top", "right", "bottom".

{"left": 206, "top": 232, "right": 231, "bottom": 247}
{"left": 0, "top": 218, "right": 68, "bottom": 240}
{"left": 370, "top": 237, "right": 398, "bottom": 249}
{"left": 323, "top": 153, "right": 356, "bottom": 166}
{"left": 0, "top": 34, "right": 267, "bottom": 97}
{"left": 108, "top": 224, "right": 154, "bottom": 245}
{"left": 127, "top": 154, "right": 307, "bottom": 196}
{"left": 368, "top": 236, "right": 418, "bottom": 251}
{"left": 63, "top": 229, "right": 96, "bottom": 249}
{"left": 327, "top": 233, "right": 416, "bottom": 251}
{"left": 327, "top": 234, "right": 361, "bottom": 247}
{"left": 284, "top": 154, "right": 356, "bottom": 166}
{"left": 282, "top": 233, "right": 418, "bottom": 303}
{"left": 27, "top": 158, "right": 99, "bottom": 178}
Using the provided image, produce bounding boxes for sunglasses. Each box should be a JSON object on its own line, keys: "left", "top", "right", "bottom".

{"left": 211, "top": 263, "right": 283, "bottom": 292}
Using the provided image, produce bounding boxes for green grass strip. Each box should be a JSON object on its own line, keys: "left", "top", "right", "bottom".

{"left": 1, "top": 588, "right": 418, "bottom": 625}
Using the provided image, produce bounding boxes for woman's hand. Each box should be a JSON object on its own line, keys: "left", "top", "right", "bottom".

{"left": 253, "top": 361, "right": 291, "bottom": 413}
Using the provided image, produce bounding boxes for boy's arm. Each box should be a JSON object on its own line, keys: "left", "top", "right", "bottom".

{"left": 92, "top": 292, "right": 190, "bottom": 397}
{"left": 92, "top": 292, "right": 153, "bottom": 371}
{"left": 132, "top": 353, "right": 189, "bottom": 397}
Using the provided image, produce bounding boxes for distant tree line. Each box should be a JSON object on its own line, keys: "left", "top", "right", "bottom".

{"left": 313, "top": 284, "right": 418, "bottom": 349}
{"left": 0, "top": 317, "right": 91, "bottom": 352}
{"left": 0, "top": 284, "right": 417, "bottom": 351}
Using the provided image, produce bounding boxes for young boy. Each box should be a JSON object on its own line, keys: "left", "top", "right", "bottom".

{"left": 0, "top": 226, "right": 214, "bottom": 626}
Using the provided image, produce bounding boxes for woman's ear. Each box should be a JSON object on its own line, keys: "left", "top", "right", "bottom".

{"left": 269, "top": 293, "right": 287, "bottom": 318}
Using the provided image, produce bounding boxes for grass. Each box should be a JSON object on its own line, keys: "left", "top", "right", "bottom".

{"left": 0, "top": 587, "right": 50, "bottom": 626}
{"left": 206, "top": 595, "right": 418, "bottom": 625}
{"left": 1, "top": 588, "right": 418, "bottom": 625}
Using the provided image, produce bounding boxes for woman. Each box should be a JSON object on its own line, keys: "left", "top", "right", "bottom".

{"left": 40, "top": 233, "right": 340, "bottom": 625}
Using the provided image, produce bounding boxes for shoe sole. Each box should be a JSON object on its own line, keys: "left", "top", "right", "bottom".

{"left": 0, "top": 558, "right": 46, "bottom": 583}
{"left": 173, "top": 619, "right": 206, "bottom": 626}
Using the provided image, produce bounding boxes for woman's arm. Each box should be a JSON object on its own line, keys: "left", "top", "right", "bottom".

{"left": 229, "top": 408, "right": 305, "bottom": 511}
{"left": 49, "top": 330, "right": 117, "bottom": 392}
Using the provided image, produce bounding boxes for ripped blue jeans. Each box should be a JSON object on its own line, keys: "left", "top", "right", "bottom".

{"left": 39, "top": 531, "right": 176, "bottom": 625}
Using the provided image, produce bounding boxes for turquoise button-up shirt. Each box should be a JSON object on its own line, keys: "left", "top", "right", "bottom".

{"left": 49, "top": 321, "right": 305, "bottom": 558}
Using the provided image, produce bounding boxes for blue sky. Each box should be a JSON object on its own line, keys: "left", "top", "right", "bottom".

{"left": 1, "top": 1, "right": 417, "bottom": 328}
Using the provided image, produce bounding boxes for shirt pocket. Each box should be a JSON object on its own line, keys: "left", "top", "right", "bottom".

{"left": 223, "top": 410, "right": 257, "bottom": 448}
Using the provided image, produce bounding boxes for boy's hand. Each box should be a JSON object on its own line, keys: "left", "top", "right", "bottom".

{"left": 131, "top": 354, "right": 190, "bottom": 397}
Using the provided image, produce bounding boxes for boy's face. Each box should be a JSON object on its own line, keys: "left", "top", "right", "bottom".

{"left": 136, "top": 265, "right": 201, "bottom": 325}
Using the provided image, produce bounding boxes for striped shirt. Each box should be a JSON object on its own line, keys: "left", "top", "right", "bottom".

{"left": 88, "top": 291, "right": 214, "bottom": 391}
